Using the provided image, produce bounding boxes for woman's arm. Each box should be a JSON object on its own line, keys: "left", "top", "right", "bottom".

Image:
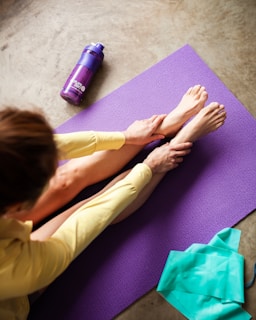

{"left": 54, "top": 131, "right": 125, "bottom": 160}
{"left": 54, "top": 115, "right": 166, "bottom": 160}
{"left": 1, "top": 164, "right": 152, "bottom": 298}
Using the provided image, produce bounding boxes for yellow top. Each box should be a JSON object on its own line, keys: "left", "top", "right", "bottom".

{"left": 0, "top": 131, "right": 152, "bottom": 320}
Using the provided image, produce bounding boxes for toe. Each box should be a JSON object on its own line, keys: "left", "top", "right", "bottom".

{"left": 191, "top": 84, "right": 201, "bottom": 95}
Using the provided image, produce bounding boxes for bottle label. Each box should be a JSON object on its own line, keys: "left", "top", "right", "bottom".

{"left": 63, "top": 64, "right": 93, "bottom": 97}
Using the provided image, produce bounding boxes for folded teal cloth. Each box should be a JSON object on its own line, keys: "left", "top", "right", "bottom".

{"left": 157, "top": 228, "right": 251, "bottom": 319}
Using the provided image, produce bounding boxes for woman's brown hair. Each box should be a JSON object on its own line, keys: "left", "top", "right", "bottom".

{"left": 0, "top": 107, "right": 58, "bottom": 214}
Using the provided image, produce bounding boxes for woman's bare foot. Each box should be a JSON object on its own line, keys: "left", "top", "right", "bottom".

{"left": 156, "top": 85, "right": 208, "bottom": 137}
{"left": 170, "top": 102, "right": 226, "bottom": 144}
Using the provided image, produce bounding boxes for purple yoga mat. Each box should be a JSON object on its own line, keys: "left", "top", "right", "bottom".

{"left": 29, "top": 44, "right": 256, "bottom": 320}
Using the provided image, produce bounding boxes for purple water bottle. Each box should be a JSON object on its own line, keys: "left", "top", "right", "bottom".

{"left": 60, "top": 42, "right": 104, "bottom": 105}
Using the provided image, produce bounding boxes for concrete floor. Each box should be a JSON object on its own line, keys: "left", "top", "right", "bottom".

{"left": 1, "top": 0, "right": 256, "bottom": 319}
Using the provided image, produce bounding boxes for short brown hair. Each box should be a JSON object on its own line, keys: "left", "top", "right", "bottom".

{"left": 0, "top": 107, "right": 58, "bottom": 213}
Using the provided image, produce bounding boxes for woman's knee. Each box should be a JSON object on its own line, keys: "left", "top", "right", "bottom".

{"left": 49, "top": 165, "right": 86, "bottom": 195}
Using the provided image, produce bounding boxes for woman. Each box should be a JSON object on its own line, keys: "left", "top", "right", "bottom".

{"left": 0, "top": 85, "right": 226, "bottom": 319}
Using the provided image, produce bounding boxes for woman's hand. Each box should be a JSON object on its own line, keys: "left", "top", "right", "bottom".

{"left": 143, "top": 141, "right": 192, "bottom": 174}
{"left": 123, "top": 115, "right": 166, "bottom": 145}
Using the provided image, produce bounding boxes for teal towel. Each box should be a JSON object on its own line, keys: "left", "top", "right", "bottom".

{"left": 157, "top": 228, "right": 251, "bottom": 319}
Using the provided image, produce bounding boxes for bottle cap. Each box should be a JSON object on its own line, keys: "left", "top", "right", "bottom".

{"left": 85, "top": 42, "right": 104, "bottom": 59}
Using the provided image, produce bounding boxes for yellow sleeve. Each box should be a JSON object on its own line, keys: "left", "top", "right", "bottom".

{"left": 54, "top": 131, "right": 125, "bottom": 160}
{"left": 0, "top": 163, "right": 152, "bottom": 298}
{"left": 51, "top": 163, "right": 152, "bottom": 259}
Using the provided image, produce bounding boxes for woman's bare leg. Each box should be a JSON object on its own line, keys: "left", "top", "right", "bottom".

{"left": 15, "top": 85, "right": 208, "bottom": 224}
{"left": 16, "top": 146, "right": 143, "bottom": 224}
{"left": 31, "top": 167, "right": 174, "bottom": 240}
{"left": 112, "top": 102, "right": 226, "bottom": 223}
{"left": 31, "top": 102, "right": 226, "bottom": 240}
{"left": 30, "top": 169, "right": 166, "bottom": 240}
